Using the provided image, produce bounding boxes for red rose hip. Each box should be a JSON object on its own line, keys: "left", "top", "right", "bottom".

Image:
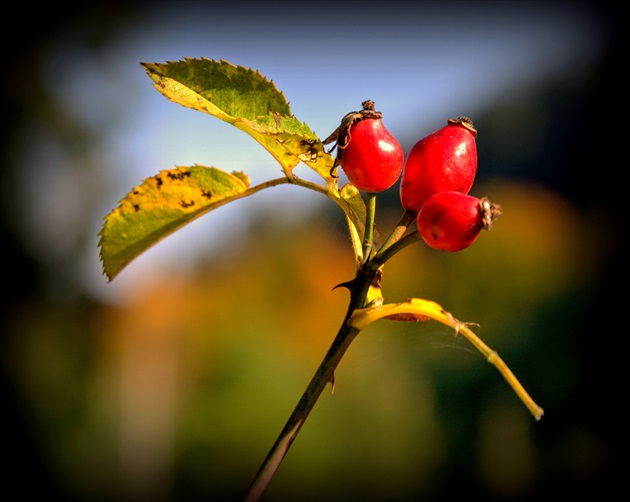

{"left": 400, "top": 117, "right": 478, "bottom": 214}
{"left": 417, "top": 191, "right": 502, "bottom": 252}
{"left": 340, "top": 118, "right": 404, "bottom": 192}
{"left": 323, "top": 100, "right": 404, "bottom": 193}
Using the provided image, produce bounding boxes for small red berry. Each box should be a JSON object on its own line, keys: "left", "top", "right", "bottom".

{"left": 417, "top": 191, "right": 502, "bottom": 252}
{"left": 400, "top": 117, "right": 478, "bottom": 214}
{"left": 324, "top": 100, "right": 404, "bottom": 193}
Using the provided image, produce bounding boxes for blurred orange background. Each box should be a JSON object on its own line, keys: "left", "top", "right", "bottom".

{"left": 1, "top": 2, "right": 622, "bottom": 501}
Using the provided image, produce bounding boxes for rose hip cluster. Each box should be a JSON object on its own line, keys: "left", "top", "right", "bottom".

{"left": 326, "top": 103, "right": 501, "bottom": 252}
{"left": 400, "top": 116, "right": 502, "bottom": 252}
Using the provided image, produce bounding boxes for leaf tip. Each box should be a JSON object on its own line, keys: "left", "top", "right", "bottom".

{"left": 97, "top": 227, "right": 116, "bottom": 283}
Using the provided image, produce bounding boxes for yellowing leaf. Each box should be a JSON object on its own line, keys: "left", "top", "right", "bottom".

{"left": 338, "top": 183, "right": 366, "bottom": 235}
{"left": 332, "top": 183, "right": 367, "bottom": 265}
{"left": 349, "top": 298, "right": 447, "bottom": 331}
{"left": 99, "top": 165, "right": 249, "bottom": 281}
{"left": 142, "top": 58, "right": 335, "bottom": 180}
{"left": 349, "top": 298, "right": 545, "bottom": 421}
{"left": 366, "top": 267, "right": 385, "bottom": 307}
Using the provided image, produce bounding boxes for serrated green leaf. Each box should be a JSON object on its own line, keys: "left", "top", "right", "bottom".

{"left": 142, "top": 57, "right": 291, "bottom": 119}
{"left": 142, "top": 58, "right": 335, "bottom": 180}
{"left": 99, "top": 165, "right": 249, "bottom": 281}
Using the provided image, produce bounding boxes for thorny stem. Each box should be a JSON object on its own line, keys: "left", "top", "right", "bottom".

{"left": 242, "top": 326, "right": 361, "bottom": 502}
{"left": 243, "top": 193, "right": 396, "bottom": 501}
{"left": 243, "top": 202, "right": 420, "bottom": 501}
{"left": 242, "top": 195, "right": 538, "bottom": 500}
{"left": 242, "top": 264, "right": 377, "bottom": 502}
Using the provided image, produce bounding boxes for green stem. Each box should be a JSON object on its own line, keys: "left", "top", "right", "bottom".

{"left": 288, "top": 175, "right": 331, "bottom": 196}
{"left": 221, "top": 176, "right": 329, "bottom": 208}
{"left": 375, "top": 209, "right": 416, "bottom": 257}
{"left": 362, "top": 192, "right": 377, "bottom": 264}
{"left": 371, "top": 230, "right": 422, "bottom": 269}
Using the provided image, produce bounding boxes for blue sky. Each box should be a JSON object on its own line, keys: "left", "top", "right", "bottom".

{"left": 17, "top": 1, "right": 608, "bottom": 303}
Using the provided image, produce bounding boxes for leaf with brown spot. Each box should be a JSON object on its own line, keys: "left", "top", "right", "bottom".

{"left": 99, "top": 165, "right": 249, "bottom": 281}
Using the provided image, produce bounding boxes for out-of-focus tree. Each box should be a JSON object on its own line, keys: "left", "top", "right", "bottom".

{"left": 1, "top": 2, "right": 624, "bottom": 501}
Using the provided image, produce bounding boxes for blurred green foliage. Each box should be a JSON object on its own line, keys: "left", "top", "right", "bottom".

{"left": 1, "top": 3, "right": 622, "bottom": 502}
{"left": 3, "top": 179, "right": 607, "bottom": 500}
